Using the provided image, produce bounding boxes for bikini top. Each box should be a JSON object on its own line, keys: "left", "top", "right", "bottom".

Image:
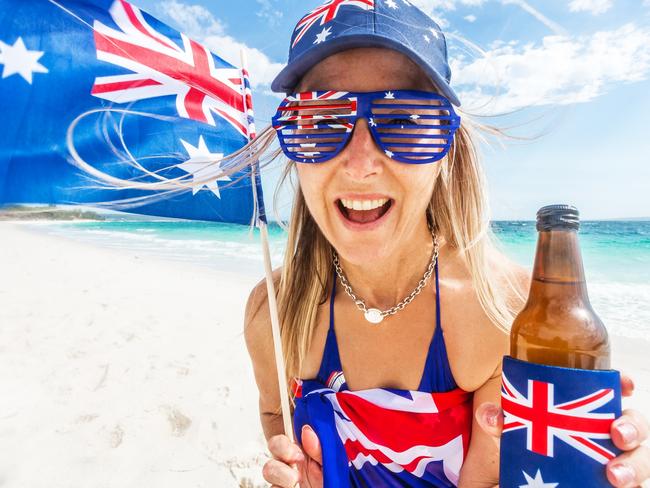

{"left": 290, "top": 259, "right": 475, "bottom": 487}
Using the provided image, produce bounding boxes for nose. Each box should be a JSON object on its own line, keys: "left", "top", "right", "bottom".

{"left": 339, "top": 117, "right": 383, "bottom": 180}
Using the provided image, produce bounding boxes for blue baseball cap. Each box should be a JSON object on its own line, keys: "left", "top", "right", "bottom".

{"left": 271, "top": 0, "right": 461, "bottom": 107}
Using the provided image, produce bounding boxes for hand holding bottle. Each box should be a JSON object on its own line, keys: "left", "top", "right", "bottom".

{"left": 476, "top": 373, "right": 650, "bottom": 487}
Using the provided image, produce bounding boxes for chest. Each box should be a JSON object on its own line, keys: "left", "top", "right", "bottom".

{"left": 300, "top": 279, "right": 509, "bottom": 393}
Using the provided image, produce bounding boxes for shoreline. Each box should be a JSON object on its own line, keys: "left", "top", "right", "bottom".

{"left": 1, "top": 222, "right": 648, "bottom": 487}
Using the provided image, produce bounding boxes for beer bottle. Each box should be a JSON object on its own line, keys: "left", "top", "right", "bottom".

{"left": 510, "top": 204, "right": 610, "bottom": 370}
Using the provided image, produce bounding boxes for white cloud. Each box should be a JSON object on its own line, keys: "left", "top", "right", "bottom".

{"left": 501, "top": 0, "right": 566, "bottom": 34}
{"left": 408, "top": 0, "right": 487, "bottom": 27}
{"left": 568, "top": 0, "right": 613, "bottom": 15}
{"left": 464, "top": 14, "right": 477, "bottom": 22}
{"left": 411, "top": 0, "right": 564, "bottom": 36}
{"left": 452, "top": 23, "right": 650, "bottom": 113}
{"left": 256, "top": 0, "right": 283, "bottom": 27}
{"left": 157, "top": 0, "right": 283, "bottom": 88}
{"left": 157, "top": 0, "right": 225, "bottom": 37}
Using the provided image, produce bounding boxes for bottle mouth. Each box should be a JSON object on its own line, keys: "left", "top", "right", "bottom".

{"left": 536, "top": 204, "right": 580, "bottom": 232}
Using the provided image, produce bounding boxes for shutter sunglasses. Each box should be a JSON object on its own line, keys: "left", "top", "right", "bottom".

{"left": 271, "top": 90, "right": 461, "bottom": 164}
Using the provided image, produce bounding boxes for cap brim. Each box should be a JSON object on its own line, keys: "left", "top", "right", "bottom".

{"left": 270, "top": 33, "right": 461, "bottom": 107}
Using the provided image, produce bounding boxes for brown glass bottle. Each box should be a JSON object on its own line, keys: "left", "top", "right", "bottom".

{"left": 510, "top": 204, "right": 610, "bottom": 370}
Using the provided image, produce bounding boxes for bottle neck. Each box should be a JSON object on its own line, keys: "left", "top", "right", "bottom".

{"left": 529, "top": 229, "right": 591, "bottom": 303}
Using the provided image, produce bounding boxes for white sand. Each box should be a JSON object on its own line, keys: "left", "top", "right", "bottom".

{"left": 0, "top": 223, "right": 268, "bottom": 487}
{"left": 1, "top": 222, "right": 648, "bottom": 487}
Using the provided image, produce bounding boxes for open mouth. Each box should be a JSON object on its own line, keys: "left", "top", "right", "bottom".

{"left": 336, "top": 199, "right": 393, "bottom": 224}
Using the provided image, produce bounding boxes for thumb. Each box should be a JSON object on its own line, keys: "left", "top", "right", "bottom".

{"left": 301, "top": 424, "right": 323, "bottom": 465}
{"left": 475, "top": 402, "right": 504, "bottom": 438}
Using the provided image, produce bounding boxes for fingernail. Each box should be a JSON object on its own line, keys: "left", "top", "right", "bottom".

{"left": 610, "top": 463, "right": 635, "bottom": 485}
{"left": 485, "top": 405, "right": 500, "bottom": 427}
{"left": 616, "top": 422, "right": 638, "bottom": 444}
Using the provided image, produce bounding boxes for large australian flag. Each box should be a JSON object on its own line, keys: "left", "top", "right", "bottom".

{"left": 0, "top": 0, "right": 265, "bottom": 225}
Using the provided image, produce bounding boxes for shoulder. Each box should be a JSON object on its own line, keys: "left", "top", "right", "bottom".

{"left": 244, "top": 266, "right": 283, "bottom": 351}
{"left": 490, "top": 247, "right": 532, "bottom": 300}
{"left": 443, "top": 249, "right": 530, "bottom": 392}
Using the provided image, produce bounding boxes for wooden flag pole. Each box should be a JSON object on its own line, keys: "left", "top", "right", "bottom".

{"left": 240, "top": 49, "right": 295, "bottom": 443}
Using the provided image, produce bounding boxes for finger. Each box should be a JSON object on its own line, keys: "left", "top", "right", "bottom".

{"left": 302, "top": 454, "right": 324, "bottom": 488}
{"left": 475, "top": 402, "right": 504, "bottom": 438}
{"left": 620, "top": 372, "right": 635, "bottom": 398}
{"left": 268, "top": 434, "right": 306, "bottom": 464}
{"left": 262, "top": 459, "right": 300, "bottom": 487}
{"left": 611, "top": 409, "right": 650, "bottom": 451}
{"left": 302, "top": 424, "right": 323, "bottom": 466}
{"left": 607, "top": 445, "right": 650, "bottom": 488}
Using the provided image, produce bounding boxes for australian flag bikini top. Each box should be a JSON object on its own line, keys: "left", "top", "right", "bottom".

{"left": 290, "top": 261, "right": 474, "bottom": 487}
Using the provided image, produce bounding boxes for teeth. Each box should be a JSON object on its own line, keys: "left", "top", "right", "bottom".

{"left": 340, "top": 198, "right": 389, "bottom": 211}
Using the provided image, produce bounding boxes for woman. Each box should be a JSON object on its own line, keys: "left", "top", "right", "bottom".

{"left": 244, "top": 2, "right": 650, "bottom": 487}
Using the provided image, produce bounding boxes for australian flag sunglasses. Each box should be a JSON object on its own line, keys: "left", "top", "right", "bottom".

{"left": 271, "top": 90, "right": 461, "bottom": 164}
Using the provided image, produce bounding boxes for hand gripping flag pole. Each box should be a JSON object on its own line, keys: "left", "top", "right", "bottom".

{"left": 240, "top": 49, "right": 295, "bottom": 444}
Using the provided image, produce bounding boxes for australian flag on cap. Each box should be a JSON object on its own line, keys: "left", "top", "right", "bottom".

{"left": 270, "top": 0, "right": 461, "bottom": 107}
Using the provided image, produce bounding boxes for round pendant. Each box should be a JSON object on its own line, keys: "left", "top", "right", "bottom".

{"left": 364, "top": 308, "right": 384, "bottom": 324}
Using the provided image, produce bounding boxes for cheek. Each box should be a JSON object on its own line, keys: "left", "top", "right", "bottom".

{"left": 296, "top": 165, "right": 330, "bottom": 217}
{"left": 396, "top": 165, "right": 440, "bottom": 208}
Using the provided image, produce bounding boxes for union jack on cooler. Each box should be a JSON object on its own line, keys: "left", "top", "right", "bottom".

{"left": 500, "top": 356, "right": 623, "bottom": 487}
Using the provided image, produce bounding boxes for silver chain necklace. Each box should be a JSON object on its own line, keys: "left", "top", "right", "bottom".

{"left": 332, "top": 230, "right": 439, "bottom": 324}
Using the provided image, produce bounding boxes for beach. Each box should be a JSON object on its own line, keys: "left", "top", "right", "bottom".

{"left": 1, "top": 221, "right": 649, "bottom": 488}
{"left": 0, "top": 222, "right": 268, "bottom": 487}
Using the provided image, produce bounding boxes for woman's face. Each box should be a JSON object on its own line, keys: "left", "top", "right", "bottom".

{"left": 294, "top": 47, "right": 446, "bottom": 265}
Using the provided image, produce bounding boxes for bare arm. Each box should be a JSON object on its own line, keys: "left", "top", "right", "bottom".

{"left": 243, "top": 267, "right": 289, "bottom": 441}
{"left": 244, "top": 270, "right": 325, "bottom": 487}
{"left": 457, "top": 363, "right": 503, "bottom": 488}
{"left": 456, "top": 260, "right": 531, "bottom": 488}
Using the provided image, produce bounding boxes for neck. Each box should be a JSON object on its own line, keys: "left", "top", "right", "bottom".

{"left": 335, "top": 222, "right": 445, "bottom": 309}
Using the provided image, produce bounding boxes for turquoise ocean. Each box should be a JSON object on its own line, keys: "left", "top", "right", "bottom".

{"left": 26, "top": 219, "right": 649, "bottom": 339}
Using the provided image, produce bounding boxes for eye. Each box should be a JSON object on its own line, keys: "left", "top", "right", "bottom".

{"left": 386, "top": 117, "right": 418, "bottom": 126}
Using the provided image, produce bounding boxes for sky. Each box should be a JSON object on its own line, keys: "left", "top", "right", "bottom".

{"left": 102, "top": 1, "right": 650, "bottom": 219}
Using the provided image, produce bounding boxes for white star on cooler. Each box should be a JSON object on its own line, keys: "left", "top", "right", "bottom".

{"left": 384, "top": 91, "right": 395, "bottom": 99}
{"left": 423, "top": 34, "right": 431, "bottom": 43}
{"left": 0, "top": 37, "right": 48, "bottom": 84}
{"left": 177, "top": 136, "right": 230, "bottom": 198}
{"left": 410, "top": 114, "right": 420, "bottom": 120}
{"left": 519, "top": 469, "right": 559, "bottom": 488}
{"left": 385, "top": 149, "right": 394, "bottom": 158}
{"left": 386, "top": 0, "right": 399, "bottom": 9}
{"left": 369, "top": 117, "right": 376, "bottom": 127}
{"left": 430, "top": 28, "right": 440, "bottom": 40}
{"left": 314, "top": 26, "right": 332, "bottom": 44}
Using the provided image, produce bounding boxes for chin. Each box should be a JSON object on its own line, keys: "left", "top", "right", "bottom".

{"left": 332, "top": 234, "right": 394, "bottom": 266}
